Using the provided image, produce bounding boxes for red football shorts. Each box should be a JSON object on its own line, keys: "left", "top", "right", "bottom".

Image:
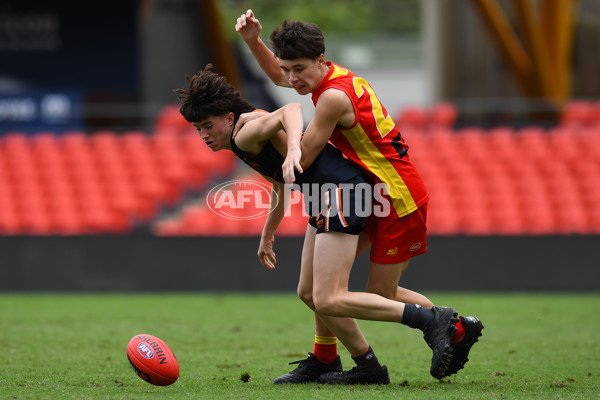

{"left": 364, "top": 202, "right": 428, "bottom": 264}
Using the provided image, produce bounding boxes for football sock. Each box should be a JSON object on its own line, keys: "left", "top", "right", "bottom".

{"left": 350, "top": 345, "right": 370, "bottom": 358}
{"left": 314, "top": 335, "right": 338, "bottom": 364}
{"left": 451, "top": 317, "right": 466, "bottom": 344}
{"left": 351, "top": 345, "right": 379, "bottom": 366}
{"left": 401, "top": 304, "right": 435, "bottom": 330}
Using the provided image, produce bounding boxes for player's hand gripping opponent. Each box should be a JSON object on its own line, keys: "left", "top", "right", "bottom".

{"left": 232, "top": 111, "right": 265, "bottom": 139}
{"left": 282, "top": 147, "right": 303, "bottom": 184}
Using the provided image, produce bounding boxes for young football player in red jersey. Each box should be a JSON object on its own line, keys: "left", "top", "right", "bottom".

{"left": 235, "top": 10, "right": 483, "bottom": 384}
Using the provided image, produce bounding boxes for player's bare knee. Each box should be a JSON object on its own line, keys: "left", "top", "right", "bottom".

{"left": 297, "top": 285, "right": 315, "bottom": 309}
{"left": 312, "top": 294, "right": 339, "bottom": 316}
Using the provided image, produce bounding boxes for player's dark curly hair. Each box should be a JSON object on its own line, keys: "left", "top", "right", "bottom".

{"left": 175, "top": 64, "right": 254, "bottom": 123}
{"left": 269, "top": 20, "right": 325, "bottom": 60}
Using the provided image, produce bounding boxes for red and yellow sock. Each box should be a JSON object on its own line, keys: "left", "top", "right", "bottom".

{"left": 314, "top": 335, "right": 338, "bottom": 364}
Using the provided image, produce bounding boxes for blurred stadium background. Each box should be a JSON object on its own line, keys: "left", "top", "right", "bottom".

{"left": 0, "top": 0, "right": 598, "bottom": 291}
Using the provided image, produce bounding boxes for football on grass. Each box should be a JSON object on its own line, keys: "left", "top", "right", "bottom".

{"left": 127, "top": 334, "right": 179, "bottom": 386}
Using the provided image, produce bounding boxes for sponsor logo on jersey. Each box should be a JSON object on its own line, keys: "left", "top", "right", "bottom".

{"left": 386, "top": 247, "right": 398, "bottom": 256}
{"left": 316, "top": 218, "right": 324, "bottom": 228}
{"left": 410, "top": 242, "right": 422, "bottom": 252}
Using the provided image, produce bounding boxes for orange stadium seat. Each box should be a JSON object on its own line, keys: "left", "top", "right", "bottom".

{"left": 151, "top": 135, "right": 189, "bottom": 205}
{"left": 0, "top": 211, "right": 21, "bottom": 234}
{"left": 0, "top": 182, "right": 20, "bottom": 234}
{"left": 2, "top": 132, "right": 29, "bottom": 151}
{"left": 456, "top": 127, "right": 490, "bottom": 162}
{"left": 429, "top": 102, "right": 458, "bottom": 128}
{"left": 275, "top": 199, "right": 309, "bottom": 236}
{"left": 90, "top": 130, "right": 120, "bottom": 149}
{"left": 426, "top": 191, "right": 461, "bottom": 235}
{"left": 181, "top": 135, "right": 236, "bottom": 184}
{"left": 488, "top": 126, "right": 516, "bottom": 154}
{"left": 396, "top": 106, "right": 427, "bottom": 131}
{"left": 154, "top": 104, "right": 190, "bottom": 132}
{"left": 152, "top": 218, "right": 184, "bottom": 236}
{"left": 179, "top": 205, "right": 219, "bottom": 235}
{"left": 560, "top": 100, "right": 598, "bottom": 126}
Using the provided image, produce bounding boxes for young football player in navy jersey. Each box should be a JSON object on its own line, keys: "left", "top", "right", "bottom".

{"left": 177, "top": 65, "right": 388, "bottom": 383}
{"left": 176, "top": 65, "right": 471, "bottom": 384}
{"left": 235, "top": 10, "right": 483, "bottom": 383}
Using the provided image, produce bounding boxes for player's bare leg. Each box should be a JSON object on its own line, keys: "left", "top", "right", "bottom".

{"left": 360, "top": 235, "right": 483, "bottom": 378}
{"left": 312, "top": 232, "right": 407, "bottom": 322}
{"left": 312, "top": 231, "right": 457, "bottom": 380}
{"left": 357, "top": 233, "right": 433, "bottom": 307}
{"left": 274, "top": 225, "right": 378, "bottom": 383}
{"left": 367, "top": 260, "right": 434, "bottom": 307}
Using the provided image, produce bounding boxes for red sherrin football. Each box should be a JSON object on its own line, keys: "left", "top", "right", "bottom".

{"left": 127, "top": 334, "right": 179, "bottom": 386}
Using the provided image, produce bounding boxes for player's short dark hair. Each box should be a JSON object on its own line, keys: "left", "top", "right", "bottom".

{"left": 175, "top": 64, "right": 254, "bottom": 123}
{"left": 269, "top": 20, "right": 325, "bottom": 60}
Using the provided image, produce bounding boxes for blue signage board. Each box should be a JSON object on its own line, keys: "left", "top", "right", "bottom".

{"left": 0, "top": 91, "right": 82, "bottom": 134}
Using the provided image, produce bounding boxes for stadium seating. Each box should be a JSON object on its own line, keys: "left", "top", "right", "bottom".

{"left": 154, "top": 104, "right": 190, "bottom": 132}
{"left": 161, "top": 117, "right": 599, "bottom": 236}
{"left": 560, "top": 100, "right": 600, "bottom": 127}
{"left": 401, "top": 101, "right": 600, "bottom": 236}
{"left": 1, "top": 100, "right": 599, "bottom": 236}
{"left": 0, "top": 129, "right": 236, "bottom": 235}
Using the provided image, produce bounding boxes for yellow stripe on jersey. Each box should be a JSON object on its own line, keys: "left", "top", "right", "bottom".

{"left": 341, "top": 124, "right": 418, "bottom": 217}
{"left": 329, "top": 65, "right": 349, "bottom": 80}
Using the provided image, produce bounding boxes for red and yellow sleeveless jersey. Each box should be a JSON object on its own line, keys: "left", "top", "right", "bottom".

{"left": 311, "top": 62, "right": 428, "bottom": 219}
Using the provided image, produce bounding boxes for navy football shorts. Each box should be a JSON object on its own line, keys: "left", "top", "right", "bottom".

{"left": 305, "top": 176, "right": 368, "bottom": 235}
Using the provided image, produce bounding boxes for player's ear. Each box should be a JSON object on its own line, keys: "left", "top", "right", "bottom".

{"left": 226, "top": 112, "right": 235, "bottom": 125}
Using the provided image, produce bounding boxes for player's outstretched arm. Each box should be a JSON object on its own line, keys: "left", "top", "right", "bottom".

{"left": 235, "top": 9, "right": 290, "bottom": 88}
{"left": 257, "top": 181, "right": 286, "bottom": 270}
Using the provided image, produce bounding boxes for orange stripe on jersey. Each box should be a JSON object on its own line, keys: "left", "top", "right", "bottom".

{"left": 324, "top": 190, "right": 330, "bottom": 232}
{"left": 336, "top": 187, "right": 348, "bottom": 227}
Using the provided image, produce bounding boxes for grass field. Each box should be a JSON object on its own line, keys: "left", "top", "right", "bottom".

{"left": 1, "top": 292, "right": 599, "bottom": 399}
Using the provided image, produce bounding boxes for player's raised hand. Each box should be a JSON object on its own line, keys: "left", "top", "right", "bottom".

{"left": 235, "top": 9, "right": 262, "bottom": 43}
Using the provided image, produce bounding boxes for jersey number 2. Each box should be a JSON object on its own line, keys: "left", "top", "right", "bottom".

{"left": 353, "top": 77, "right": 396, "bottom": 138}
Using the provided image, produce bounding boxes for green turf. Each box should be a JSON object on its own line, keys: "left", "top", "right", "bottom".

{"left": 1, "top": 293, "right": 599, "bottom": 399}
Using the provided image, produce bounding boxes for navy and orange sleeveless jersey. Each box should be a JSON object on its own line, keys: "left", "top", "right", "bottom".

{"left": 230, "top": 109, "right": 363, "bottom": 186}
{"left": 311, "top": 62, "right": 429, "bottom": 219}
{"left": 229, "top": 112, "right": 368, "bottom": 233}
